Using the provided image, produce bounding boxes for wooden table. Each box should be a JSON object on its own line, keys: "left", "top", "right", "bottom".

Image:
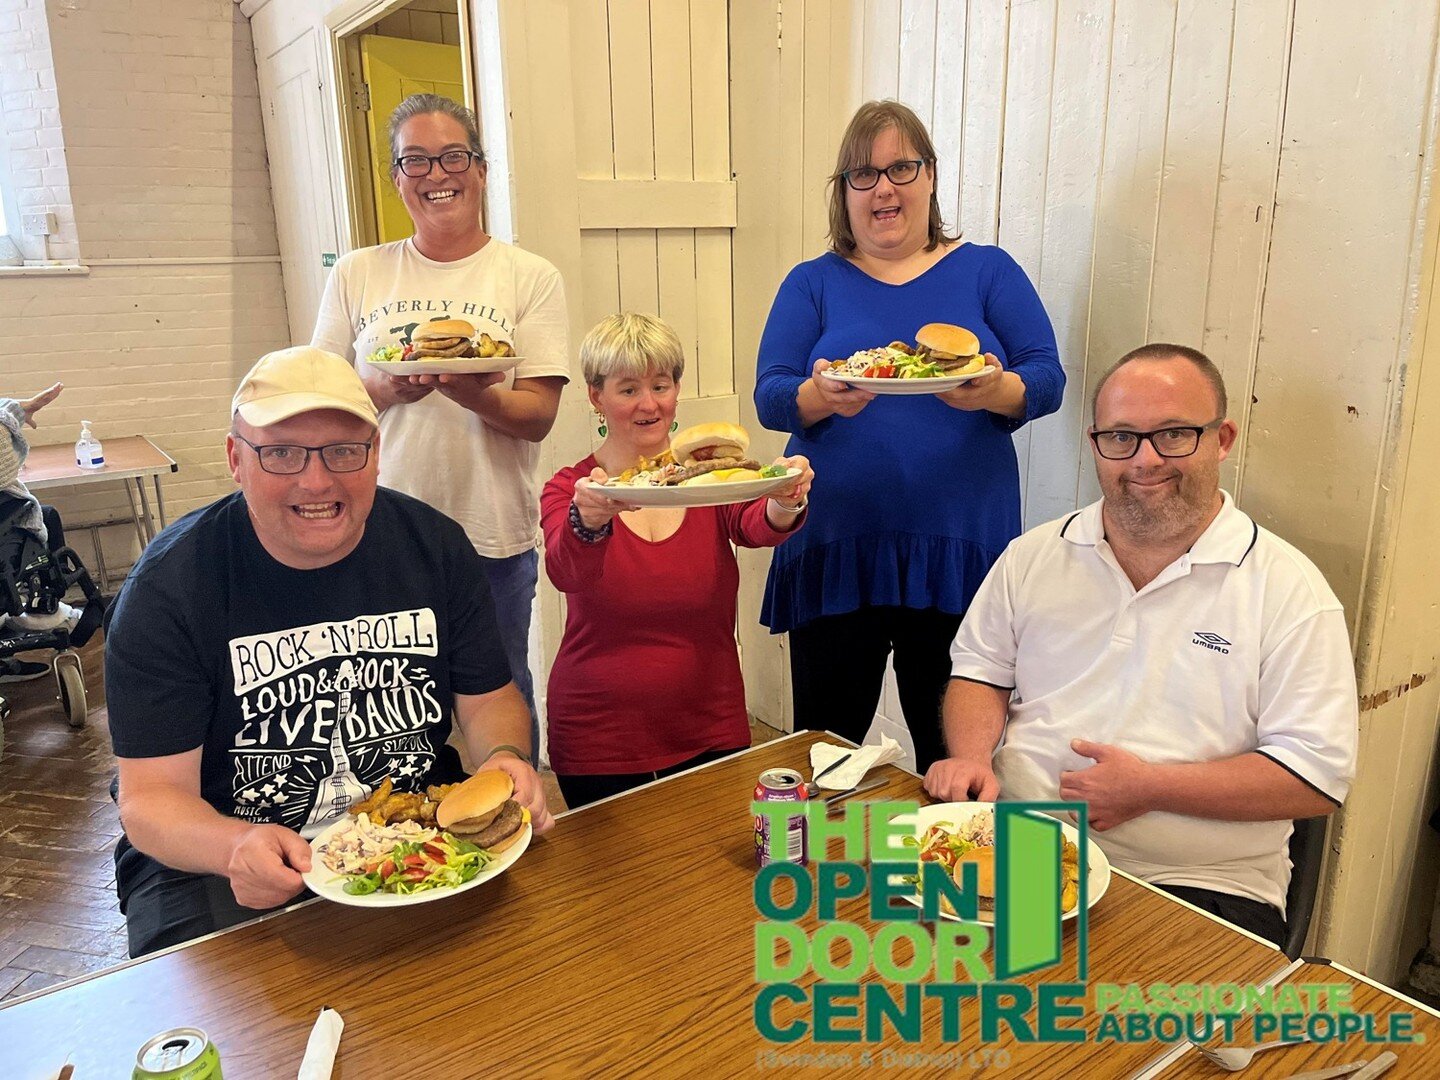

{"left": 1141, "top": 956, "right": 1440, "bottom": 1077}
{"left": 0, "top": 732, "right": 1301, "bottom": 1077}
{"left": 19, "top": 436, "right": 178, "bottom": 585}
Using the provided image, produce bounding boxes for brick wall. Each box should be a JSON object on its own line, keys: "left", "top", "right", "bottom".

{"left": 1, "top": 0, "right": 290, "bottom": 579}
{"left": 0, "top": 0, "right": 77, "bottom": 261}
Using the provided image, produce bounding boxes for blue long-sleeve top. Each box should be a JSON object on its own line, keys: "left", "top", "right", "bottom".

{"left": 753, "top": 244, "right": 1064, "bottom": 633}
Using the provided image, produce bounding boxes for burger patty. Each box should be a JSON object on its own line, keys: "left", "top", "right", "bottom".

{"left": 410, "top": 337, "right": 475, "bottom": 358}
{"left": 660, "top": 456, "right": 762, "bottom": 486}
{"left": 916, "top": 348, "right": 980, "bottom": 372}
{"left": 455, "top": 799, "right": 524, "bottom": 849}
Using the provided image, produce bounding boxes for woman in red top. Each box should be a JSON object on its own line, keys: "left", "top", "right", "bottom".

{"left": 541, "top": 313, "right": 812, "bottom": 809}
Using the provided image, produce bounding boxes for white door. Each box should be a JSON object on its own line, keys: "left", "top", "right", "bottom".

{"left": 256, "top": 30, "right": 342, "bottom": 344}
{"left": 532, "top": 0, "right": 741, "bottom": 730}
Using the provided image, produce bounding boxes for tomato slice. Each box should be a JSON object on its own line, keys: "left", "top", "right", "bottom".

{"left": 402, "top": 867, "right": 428, "bottom": 882}
{"left": 378, "top": 859, "right": 396, "bottom": 879}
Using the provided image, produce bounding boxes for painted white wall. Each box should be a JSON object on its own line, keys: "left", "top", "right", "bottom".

{"left": 771, "top": 0, "right": 1440, "bottom": 983}
{"left": 3, "top": 0, "right": 289, "bottom": 577}
{"left": 245, "top": 0, "right": 1440, "bottom": 981}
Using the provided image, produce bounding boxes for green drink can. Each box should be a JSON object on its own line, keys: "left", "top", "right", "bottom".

{"left": 133, "top": 1027, "right": 222, "bottom": 1079}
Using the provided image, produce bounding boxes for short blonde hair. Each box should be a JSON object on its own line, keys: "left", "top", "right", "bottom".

{"left": 581, "top": 312, "right": 686, "bottom": 388}
{"left": 827, "top": 100, "right": 959, "bottom": 256}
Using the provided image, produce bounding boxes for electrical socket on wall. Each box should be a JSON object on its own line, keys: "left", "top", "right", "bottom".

{"left": 21, "top": 211, "right": 56, "bottom": 236}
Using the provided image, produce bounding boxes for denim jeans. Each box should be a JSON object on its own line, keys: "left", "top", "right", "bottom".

{"left": 479, "top": 547, "right": 542, "bottom": 763}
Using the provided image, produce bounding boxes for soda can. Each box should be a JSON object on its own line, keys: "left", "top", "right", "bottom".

{"left": 133, "top": 1027, "right": 223, "bottom": 1079}
{"left": 754, "top": 768, "right": 809, "bottom": 867}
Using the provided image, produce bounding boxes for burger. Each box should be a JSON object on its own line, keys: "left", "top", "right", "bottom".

{"left": 407, "top": 318, "right": 479, "bottom": 359}
{"left": 436, "top": 769, "right": 530, "bottom": 853}
{"left": 953, "top": 845, "right": 996, "bottom": 914}
{"left": 914, "top": 323, "right": 986, "bottom": 376}
{"left": 659, "top": 422, "right": 764, "bottom": 486}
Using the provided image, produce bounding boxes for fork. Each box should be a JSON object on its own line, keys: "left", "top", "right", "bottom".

{"left": 1190, "top": 1036, "right": 1311, "bottom": 1071}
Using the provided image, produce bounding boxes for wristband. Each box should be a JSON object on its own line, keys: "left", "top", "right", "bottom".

{"left": 568, "top": 500, "right": 613, "bottom": 543}
{"left": 483, "top": 743, "right": 533, "bottom": 768}
{"left": 771, "top": 496, "right": 807, "bottom": 514}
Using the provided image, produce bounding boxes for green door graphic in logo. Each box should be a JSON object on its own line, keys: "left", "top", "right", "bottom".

{"left": 995, "top": 802, "right": 1089, "bottom": 981}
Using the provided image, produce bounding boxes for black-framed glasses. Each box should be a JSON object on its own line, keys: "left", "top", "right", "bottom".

{"left": 1089, "top": 420, "right": 1223, "bottom": 460}
{"left": 234, "top": 434, "right": 374, "bottom": 475}
{"left": 392, "top": 150, "right": 481, "bottom": 178}
{"left": 839, "top": 158, "right": 929, "bottom": 190}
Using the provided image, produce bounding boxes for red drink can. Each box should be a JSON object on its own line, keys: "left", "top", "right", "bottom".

{"left": 754, "top": 768, "right": 809, "bottom": 867}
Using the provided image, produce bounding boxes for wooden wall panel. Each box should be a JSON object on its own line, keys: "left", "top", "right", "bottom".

{"left": 1200, "top": 0, "right": 1290, "bottom": 498}
{"left": 956, "top": 0, "right": 1006, "bottom": 243}
{"left": 994, "top": 0, "right": 1055, "bottom": 515}
{"left": 692, "top": 0, "right": 735, "bottom": 398}
{"left": 1024, "top": 0, "right": 1112, "bottom": 527}
{"left": 929, "top": 0, "right": 967, "bottom": 236}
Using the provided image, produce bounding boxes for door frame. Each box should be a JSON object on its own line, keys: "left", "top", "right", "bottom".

{"left": 321, "top": 0, "right": 479, "bottom": 253}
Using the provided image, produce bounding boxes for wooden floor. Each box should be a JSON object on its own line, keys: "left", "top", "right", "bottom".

{"left": 0, "top": 637, "right": 126, "bottom": 1002}
{"left": 0, "top": 637, "right": 787, "bottom": 1005}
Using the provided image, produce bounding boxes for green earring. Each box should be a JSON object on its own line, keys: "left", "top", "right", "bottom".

{"left": 671, "top": 420, "right": 679, "bottom": 432}
{"left": 596, "top": 411, "right": 607, "bottom": 437}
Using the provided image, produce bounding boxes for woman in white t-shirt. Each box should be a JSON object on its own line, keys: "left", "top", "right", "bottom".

{"left": 312, "top": 93, "right": 571, "bottom": 764}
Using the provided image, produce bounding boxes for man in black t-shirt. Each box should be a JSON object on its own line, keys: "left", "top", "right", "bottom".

{"left": 106, "top": 346, "right": 554, "bottom": 958}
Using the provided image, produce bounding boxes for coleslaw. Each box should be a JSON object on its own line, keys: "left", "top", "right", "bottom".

{"left": 317, "top": 816, "right": 494, "bottom": 896}
{"left": 827, "top": 345, "right": 947, "bottom": 380}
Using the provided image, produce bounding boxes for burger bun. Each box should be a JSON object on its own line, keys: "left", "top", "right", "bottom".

{"left": 671, "top": 422, "right": 749, "bottom": 465}
{"left": 414, "top": 319, "right": 477, "bottom": 343}
{"left": 955, "top": 845, "right": 996, "bottom": 910}
{"left": 437, "top": 769, "right": 514, "bottom": 830}
{"left": 915, "top": 323, "right": 980, "bottom": 360}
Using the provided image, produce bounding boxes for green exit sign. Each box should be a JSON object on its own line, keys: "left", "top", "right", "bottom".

{"left": 321, "top": 252, "right": 337, "bottom": 267}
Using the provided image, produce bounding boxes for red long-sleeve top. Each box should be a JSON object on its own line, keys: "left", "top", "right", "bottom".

{"left": 540, "top": 457, "right": 804, "bottom": 775}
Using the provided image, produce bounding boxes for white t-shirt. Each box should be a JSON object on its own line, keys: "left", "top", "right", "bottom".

{"left": 950, "top": 492, "right": 1358, "bottom": 913}
{"left": 312, "top": 238, "right": 571, "bottom": 558}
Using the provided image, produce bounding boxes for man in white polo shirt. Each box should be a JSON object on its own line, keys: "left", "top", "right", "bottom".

{"left": 926, "top": 343, "right": 1358, "bottom": 945}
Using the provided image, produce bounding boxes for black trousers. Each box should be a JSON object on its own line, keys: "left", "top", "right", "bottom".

{"left": 788, "top": 606, "right": 964, "bottom": 774}
{"left": 556, "top": 746, "right": 745, "bottom": 810}
{"left": 115, "top": 838, "right": 302, "bottom": 958}
{"left": 1159, "top": 883, "right": 1286, "bottom": 947}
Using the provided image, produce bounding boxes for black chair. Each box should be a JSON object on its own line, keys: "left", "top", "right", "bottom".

{"left": 1284, "top": 815, "right": 1328, "bottom": 958}
{"left": 0, "top": 498, "right": 106, "bottom": 727}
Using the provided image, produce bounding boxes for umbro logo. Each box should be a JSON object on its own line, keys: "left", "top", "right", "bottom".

{"left": 1192, "top": 632, "right": 1232, "bottom": 655}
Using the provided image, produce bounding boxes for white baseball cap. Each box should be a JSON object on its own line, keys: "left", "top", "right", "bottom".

{"left": 232, "top": 347, "right": 379, "bottom": 428}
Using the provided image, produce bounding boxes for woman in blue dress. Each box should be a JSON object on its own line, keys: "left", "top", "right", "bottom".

{"left": 754, "top": 100, "right": 1064, "bottom": 771}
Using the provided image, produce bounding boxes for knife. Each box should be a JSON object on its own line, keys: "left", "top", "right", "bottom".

{"left": 824, "top": 777, "right": 889, "bottom": 808}
{"left": 1350, "top": 1052, "right": 1398, "bottom": 1080}
{"left": 1277, "top": 1062, "right": 1370, "bottom": 1080}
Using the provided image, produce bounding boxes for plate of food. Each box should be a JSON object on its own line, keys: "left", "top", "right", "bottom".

{"left": 821, "top": 323, "right": 993, "bottom": 394}
{"left": 303, "top": 770, "right": 531, "bottom": 907}
{"left": 897, "top": 802, "right": 1110, "bottom": 924}
{"left": 593, "top": 422, "right": 803, "bottom": 508}
{"left": 366, "top": 318, "right": 522, "bottom": 375}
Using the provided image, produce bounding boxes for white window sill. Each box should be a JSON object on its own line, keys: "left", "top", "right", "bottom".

{"left": 0, "top": 263, "right": 89, "bottom": 277}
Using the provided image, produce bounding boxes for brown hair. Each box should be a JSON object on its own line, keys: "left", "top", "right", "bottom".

{"left": 827, "top": 100, "right": 959, "bottom": 256}
{"left": 1091, "top": 343, "right": 1229, "bottom": 419}
{"left": 387, "top": 93, "right": 485, "bottom": 165}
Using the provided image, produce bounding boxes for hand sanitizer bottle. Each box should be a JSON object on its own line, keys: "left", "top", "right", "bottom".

{"left": 75, "top": 420, "right": 105, "bottom": 469}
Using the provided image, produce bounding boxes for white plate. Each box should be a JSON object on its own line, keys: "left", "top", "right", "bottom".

{"left": 897, "top": 801, "right": 1110, "bottom": 924}
{"left": 369, "top": 355, "right": 522, "bottom": 376}
{"left": 593, "top": 467, "right": 802, "bottom": 508}
{"left": 820, "top": 367, "right": 991, "bottom": 394}
{"left": 302, "top": 814, "right": 532, "bottom": 908}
